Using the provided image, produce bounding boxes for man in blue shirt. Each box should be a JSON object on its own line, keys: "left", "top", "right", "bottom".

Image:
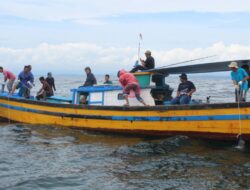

{"left": 10, "top": 65, "right": 34, "bottom": 98}
{"left": 229, "top": 61, "right": 249, "bottom": 102}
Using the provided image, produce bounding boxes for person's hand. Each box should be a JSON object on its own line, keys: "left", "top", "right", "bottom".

{"left": 238, "top": 81, "right": 243, "bottom": 86}
{"left": 234, "top": 84, "right": 239, "bottom": 89}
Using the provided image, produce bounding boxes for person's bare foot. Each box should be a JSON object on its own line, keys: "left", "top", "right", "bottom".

{"left": 123, "top": 103, "right": 129, "bottom": 107}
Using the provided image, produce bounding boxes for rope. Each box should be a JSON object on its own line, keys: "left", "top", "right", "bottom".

{"left": 236, "top": 87, "right": 243, "bottom": 139}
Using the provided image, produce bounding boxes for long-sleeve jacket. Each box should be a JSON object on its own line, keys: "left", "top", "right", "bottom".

{"left": 83, "top": 73, "right": 97, "bottom": 86}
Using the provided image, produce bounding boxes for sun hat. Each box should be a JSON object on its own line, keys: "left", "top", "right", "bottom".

{"left": 145, "top": 50, "right": 151, "bottom": 55}
{"left": 228, "top": 61, "right": 238, "bottom": 68}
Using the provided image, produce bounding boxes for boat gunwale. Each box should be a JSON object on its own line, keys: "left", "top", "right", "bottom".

{"left": 0, "top": 95, "right": 248, "bottom": 111}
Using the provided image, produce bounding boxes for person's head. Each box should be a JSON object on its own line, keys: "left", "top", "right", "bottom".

{"left": 47, "top": 72, "right": 52, "bottom": 78}
{"left": 0, "top": 66, "right": 3, "bottom": 73}
{"left": 105, "top": 74, "right": 110, "bottom": 81}
{"left": 242, "top": 64, "right": 249, "bottom": 71}
{"left": 228, "top": 61, "right": 238, "bottom": 72}
{"left": 24, "top": 65, "right": 29, "bottom": 73}
{"left": 179, "top": 73, "right": 188, "bottom": 82}
{"left": 39, "top": 76, "right": 45, "bottom": 83}
{"left": 27, "top": 65, "right": 32, "bottom": 72}
{"left": 145, "top": 50, "right": 151, "bottom": 58}
{"left": 117, "top": 71, "right": 121, "bottom": 78}
{"left": 85, "top": 67, "right": 91, "bottom": 74}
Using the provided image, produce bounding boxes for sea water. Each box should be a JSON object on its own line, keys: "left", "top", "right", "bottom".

{"left": 0, "top": 74, "right": 250, "bottom": 190}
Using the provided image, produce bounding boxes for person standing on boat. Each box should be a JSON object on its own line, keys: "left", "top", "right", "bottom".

{"left": 0, "top": 66, "right": 16, "bottom": 93}
{"left": 171, "top": 73, "right": 196, "bottom": 105}
{"left": 103, "top": 74, "right": 112, "bottom": 85}
{"left": 229, "top": 62, "right": 249, "bottom": 102}
{"left": 130, "top": 50, "right": 155, "bottom": 73}
{"left": 118, "top": 69, "right": 147, "bottom": 106}
{"left": 36, "top": 77, "right": 53, "bottom": 100}
{"left": 79, "top": 67, "right": 97, "bottom": 104}
{"left": 10, "top": 65, "right": 34, "bottom": 98}
{"left": 46, "top": 72, "right": 56, "bottom": 95}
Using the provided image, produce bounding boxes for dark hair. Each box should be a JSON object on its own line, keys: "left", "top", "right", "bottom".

{"left": 117, "top": 71, "right": 120, "bottom": 78}
{"left": 0, "top": 66, "right": 3, "bottom": 70}
{"left": 24, "top": 65, "right": 29, "bottom": 69}
{"left": 242, "top": 64, "right": 249, "bottom": 70}
{"left": 179, "top": 73, "right": 187, "bottom": 80}
{"left": 105, "top": 74, "right": 110, "bottom": 78}
{"left": 85, "top": 67, "right": 91, "bottom": 72}
{"left": 39, "top": 76, "right": 45, "bottom": 81}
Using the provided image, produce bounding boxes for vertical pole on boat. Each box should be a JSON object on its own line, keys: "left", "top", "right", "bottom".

{"left": 138, "top": 33, "right": 143, "bottom": 64}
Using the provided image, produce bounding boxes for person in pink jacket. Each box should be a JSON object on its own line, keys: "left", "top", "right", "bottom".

{"left": 0, "top": 66, "right": 16, "bottom": 92}
{"left": 118, "top": 69, "right": 147, "bottom": 106}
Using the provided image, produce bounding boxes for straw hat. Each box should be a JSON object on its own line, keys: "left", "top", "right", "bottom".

{"left": 228, "top": 61, "right": 238, "bottom": 68}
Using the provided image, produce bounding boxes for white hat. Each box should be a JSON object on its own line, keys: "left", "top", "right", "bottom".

{"left": 145, "top": 50, "right": 151, "bottom": 55}
{"left": 228, "top": 61, "right": 238, "bottom": 68}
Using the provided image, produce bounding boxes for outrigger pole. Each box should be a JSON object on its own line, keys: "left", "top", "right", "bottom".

{"left": 156, "top": 55, "right": 217, "bottom": 69}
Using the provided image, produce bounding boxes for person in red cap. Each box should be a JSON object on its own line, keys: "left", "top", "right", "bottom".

{"left": 118, "top": 69, "right": 147, "bottom": 106}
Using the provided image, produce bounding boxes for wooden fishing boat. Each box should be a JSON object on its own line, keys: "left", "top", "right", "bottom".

{"left": 1, "top": 59, "right": 250, "bottom": 140}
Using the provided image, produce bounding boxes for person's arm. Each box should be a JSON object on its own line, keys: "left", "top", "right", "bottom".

{"left": 140, "top": 58, "right": 146, "bottom": 67}
{"left": 176, "top": 91, "right": 180, "bottom": 97}
{"left": 187, "top": 82, "right": 196, "bottom": 96}
{"left": 37, "top": 85, "right": 43, "bottom": 94}
{"left": 187, "top": 89, "right": 196, "bottom": 96}
{"left": 52, "top": 78, "right": 56, "bottom": 91}
{"left": 176, "top": 85, "right": 181, "bottom": 97}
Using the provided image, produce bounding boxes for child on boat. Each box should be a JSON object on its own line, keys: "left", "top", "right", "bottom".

{"left": 36, "top": 77, "right": 53, "bottom": 100}
{"left": 118, "top": 69, "right": 147, "bottom": 106}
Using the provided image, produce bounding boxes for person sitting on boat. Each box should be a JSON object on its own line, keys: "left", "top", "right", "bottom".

{"left": 36, "top": 77, "right": 53, "bottom": 100}
{"left": 10, "top": 65, "right": 34, "bottom": 98}
{"left": 118, "top": 69, "right": 147, "bottom": 106}
{"left": 103, "top": 74, "right": 112, "bottom": 85}
{"left": 79, "top": 67, "right": 97, "bottom": 104}
{"left": 229, "top": 62, "right": 249, "bottom": 102}
{"left": 130, "top": 50, "right": 155, "bottom": 73}
{"left": 241, "top": 64, "right": 250, "bottom": 90}
{"left": 171, "top": 73, "right": 196, "bottom": 105}
{"left": 0, "top": 66, "right": 16, "bottom": 93}
{"left": 46, "top": 72, "right": 56, "bottom": 95}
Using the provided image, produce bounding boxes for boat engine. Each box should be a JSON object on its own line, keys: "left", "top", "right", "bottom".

{"left": 150, "top": 73, "right": 173, "bottom": 105}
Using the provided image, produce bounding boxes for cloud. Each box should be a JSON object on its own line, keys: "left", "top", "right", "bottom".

{"left": 1, "top": 42, "right": 250, "bottom": 75}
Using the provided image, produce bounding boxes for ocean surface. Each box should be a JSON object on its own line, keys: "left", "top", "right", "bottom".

{"left": 1, "top": 74, "right": 250, "bottom": 190}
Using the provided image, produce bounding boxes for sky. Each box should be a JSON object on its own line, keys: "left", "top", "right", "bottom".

{"left": 1, "top": 0, "right": 250, "bottom": 75}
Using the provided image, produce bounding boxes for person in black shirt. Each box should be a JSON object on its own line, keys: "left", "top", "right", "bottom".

{"left": 46, "top": 72, "right": 56, "bottom": 95}
{"left": 79, "top": 67, "right": 97, "bottom": 104}
{"left": 36, "top": 77, "right": 53, "bottom": 100}
{"left": 130, "top": 50, "right": 155, "bottom": 73}
{"left": 171, "top": 73, "right": 196, "bottom": 105}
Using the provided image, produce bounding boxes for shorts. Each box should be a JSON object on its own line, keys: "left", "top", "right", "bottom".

{"left": 7, "top": 80, "right": 15, "bottom": 91}
{"left": 124, "top": 83, "right": 140, "bottom": 95}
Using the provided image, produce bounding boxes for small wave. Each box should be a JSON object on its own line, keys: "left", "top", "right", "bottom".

{"left": 112, "top": 136, "right": 190, "bottom": 156}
